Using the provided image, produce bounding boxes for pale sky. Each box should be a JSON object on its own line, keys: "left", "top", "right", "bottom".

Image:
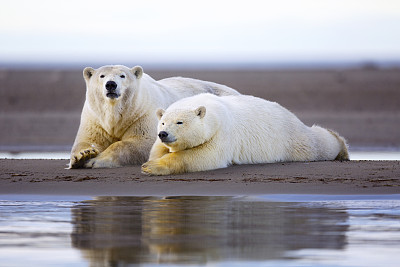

{"left": 1, "top": 0, "right": 399, "bottom": 66}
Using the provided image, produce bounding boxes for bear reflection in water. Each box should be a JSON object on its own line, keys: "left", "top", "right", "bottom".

{"left": 71, "top": 196, "right": 348, "bottom": 266}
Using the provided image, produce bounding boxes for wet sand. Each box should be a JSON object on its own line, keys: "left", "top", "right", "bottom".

{"left": 0, "top": 159, "right": 399, "bottom": 195}
{"left": 0, "top": 67, "right": 399, "bottom": 196}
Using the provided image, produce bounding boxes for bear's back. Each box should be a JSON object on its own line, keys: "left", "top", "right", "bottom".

{"left": 158, "top": 77, "right": 240, "bottom": 97}
{"left": 209, "top": 94, "right": 313, "bottom": 164}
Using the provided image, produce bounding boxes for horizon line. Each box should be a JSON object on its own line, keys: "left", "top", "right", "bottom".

{"left": 1, "top": 59, "right": 400, "bottom": 70}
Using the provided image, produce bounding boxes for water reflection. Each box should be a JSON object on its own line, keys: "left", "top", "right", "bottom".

{"left": 71, "top": 196, "right": 348, "bottom": 265}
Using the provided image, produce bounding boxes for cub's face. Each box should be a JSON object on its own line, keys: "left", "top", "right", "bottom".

{"left": 83, "top": 65, "right": 143, "bottom": 101}
{"left": 156, "top": 106, "right": 207, "bottom": 151}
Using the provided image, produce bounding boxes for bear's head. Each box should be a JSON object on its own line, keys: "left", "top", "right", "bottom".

{"left": 155, "top": 106, "right": 208, "bottom": 152}
{"left": 83, "top": 65, "right": 143, "bottom": 102}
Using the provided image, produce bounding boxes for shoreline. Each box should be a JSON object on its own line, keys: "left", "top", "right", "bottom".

{"left": 1, "top": 159, "right": 399, "bottom": 196}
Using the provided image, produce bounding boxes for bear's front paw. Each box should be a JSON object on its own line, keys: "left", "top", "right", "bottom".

{"left": 141, "top": 160, "right": 173, "bottom": 176}
{"left": 85, "top": 155, "right": 121, "bottom": 168}
{"left": 69, "top": 148, "right": 99, "bottom": 169}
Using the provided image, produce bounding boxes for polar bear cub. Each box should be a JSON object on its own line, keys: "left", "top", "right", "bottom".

{"left": 69, "top": 65, "right": 240, "bottom": 169}
{"left": 142, "top": 93, "right": 349, "bottom": 175}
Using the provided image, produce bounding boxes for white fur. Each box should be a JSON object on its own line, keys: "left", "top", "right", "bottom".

{"left": 142, "top": 93, "right": 349, "bottom": 175}
{"left": 69, "top": 65, "right": 239, "bottom": 168}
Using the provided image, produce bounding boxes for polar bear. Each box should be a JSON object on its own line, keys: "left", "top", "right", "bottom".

{"left": 142, "top": 93, "right": 349, "bottom": 175}
{"left": 69, "top": 65, "right": 239, "bottom": 168}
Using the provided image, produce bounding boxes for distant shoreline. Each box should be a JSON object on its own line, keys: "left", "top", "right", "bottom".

{"left": 1, "top": 60, "right": 400, "bottom": 71}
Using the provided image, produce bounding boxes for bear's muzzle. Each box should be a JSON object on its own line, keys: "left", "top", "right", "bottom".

{"left": 105, "top": 81, "right": 119, "bottom": 99}
{"left": 158, "top": 131, "right": 176, "bottom": 143}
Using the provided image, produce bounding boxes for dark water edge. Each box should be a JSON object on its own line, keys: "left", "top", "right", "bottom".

{"left": 1, "top": 149, "right": 400, "bottom": 160}
{"left": 2, "top": 194, "right": 400, "bottom": 202}
{"left": 0, "top": 195, "right": 399, "bottom": 267}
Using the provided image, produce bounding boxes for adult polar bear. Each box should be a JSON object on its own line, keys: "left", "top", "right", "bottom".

{"left": 142, "top": 93, "right": 349, "bottom": 175}
{"left": 69, "top": 65, "right": 239, "bottom": 168}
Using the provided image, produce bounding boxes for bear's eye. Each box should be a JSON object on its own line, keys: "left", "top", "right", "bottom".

{"left": 120, "top": 75, "right": 125, "bottom": 78}
{"left": 161, "top": 123, "right": 164, "bottom": 125}
{"left": 177, "top": 121, "right": 183, "bottom": 125}
{"left": 100, "top": 75, "right": 105, "bottom": 78}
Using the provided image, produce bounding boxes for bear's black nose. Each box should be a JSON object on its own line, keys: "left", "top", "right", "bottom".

{"left": 105, "top": 81, "right": 117, "bottom": 91}
{"left": 158, "top": 131, "right": 168, "bottom": 141}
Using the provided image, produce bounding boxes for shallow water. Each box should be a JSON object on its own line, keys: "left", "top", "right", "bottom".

{"left": 0, "top": 195, "right": 399, "bottom": 267}
{"left": 1, "top": 150, "right": 400, "bottom": 160}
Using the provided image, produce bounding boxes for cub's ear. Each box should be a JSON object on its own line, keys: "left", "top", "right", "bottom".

{"left": 83, "top": 67, "right": 95, "bottom": 82}
{"left": 156, "top": 108, "right": 165, "bottom": 120}
{"left": 195, "top": 106, "right": 206, "bottom": 119}
{"left": 131, "top": 66, "right": 143, "bottom": 79}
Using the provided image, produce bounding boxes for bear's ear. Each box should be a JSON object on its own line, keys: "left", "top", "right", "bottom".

{"left": 195, "top": 106, "right": 206, "bottom": 119}
{"left": 83, "top": 67, "right": 95, "bottom": 82}
{"left": 131, "top": 66, "right": 143, "bottom": 79}
{"left": 156, "top": 108, "right": 165, "bottom": 120}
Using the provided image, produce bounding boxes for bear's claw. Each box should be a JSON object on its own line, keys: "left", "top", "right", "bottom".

{"left": 69, "top": 148, "right": 99, "bottom": 168}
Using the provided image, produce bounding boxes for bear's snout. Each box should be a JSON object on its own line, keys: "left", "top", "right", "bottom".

{"left": 158, "top": 131, "right": 169, "bottom": 141}
{"left": 105, "top": 81, "right": 117, "bottom": 91}
{"left": 158, "top": 131, "right": 177, "bottom": 144}
{"left": 105, "top": 81, "right": 119, "bottom": 99}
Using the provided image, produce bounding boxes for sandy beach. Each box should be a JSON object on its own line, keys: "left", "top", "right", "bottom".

{"left": 1, "top": 67, "right": 399, "bottom": 196}
{"left": 0, "top": 159, "right": 399, "bottom": 196}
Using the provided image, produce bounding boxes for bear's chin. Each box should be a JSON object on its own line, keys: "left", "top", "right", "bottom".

{"left": 162, "top": 141, "right": 177, "bottom": 149}
{"left": 162, "top": 140, "right": 176, "bottom": 145}
{"left": 106, "top": 93, "right": 120, "bottom": 99}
